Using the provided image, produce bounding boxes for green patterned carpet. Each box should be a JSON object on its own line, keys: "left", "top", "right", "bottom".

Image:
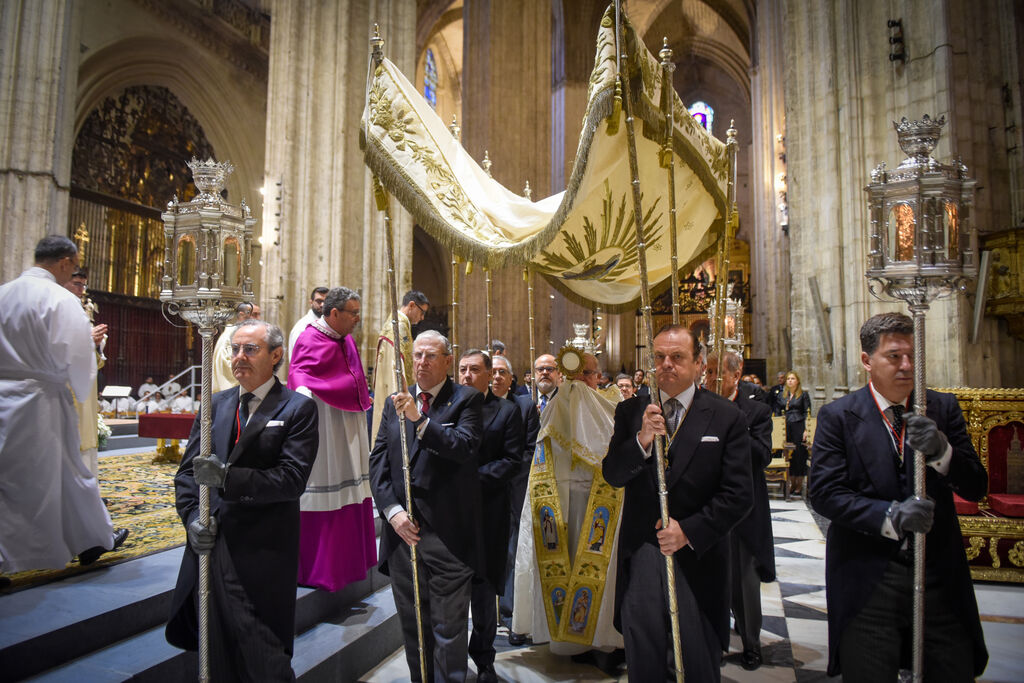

{"left": 6, "top": 452, "right": 184, "bottom": 591}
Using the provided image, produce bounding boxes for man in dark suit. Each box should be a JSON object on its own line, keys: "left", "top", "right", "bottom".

{"left": 457, "top": 349, "right": 523, "bottom": 681}
{"left": 809, "top": 312, "right": 988, "bottom": 681}
{"left": 166, "top": 319, "right": 319, "bottom": 681}
{"left": 533, "top": 353, "right": 561, "bottom": 412}
{"left": 603, "top": 324, "right": 752, "bottom": 682}
{"left": 767, "top": 372, "right": 786, "bottom": 414}
{"left": 707, "top": 351, "right": 776, "bottom": 671}
{"left": 490, "top": 354, "right": 539, "bottom": 644}
{"left": 369, "top": 330, "right": 483, "bottom": 682}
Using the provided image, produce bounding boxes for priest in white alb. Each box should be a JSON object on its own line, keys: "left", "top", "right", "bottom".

{"left": 0, "top": 236, "right": 127, "bottom": 576}
{"left": 512, "top": 352, "right": 624, "bottom": 666}
{"left": 288, "top": 286, "right": 376, "bottom": 591}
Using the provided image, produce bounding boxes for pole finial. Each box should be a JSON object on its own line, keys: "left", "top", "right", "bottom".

{"left": 659, "top": 37, "right": 674, "bottom": 69}
{"left": 482, "top": 150, "right": 492, "bottom": 177}
{"left": 449, "top": 115, "right": 461, "bottom": 141}
{"left": 370, "top": 24, "right": 384, "bottom": 65}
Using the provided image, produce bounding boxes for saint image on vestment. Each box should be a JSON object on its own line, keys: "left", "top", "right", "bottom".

{"left": 540, "top": 506, "right": 558, "bottom": 549}
{"left": 587, "top": 506, "right": 609, "bottom": 551}
{"left": 569, "top": 588, "right": 591, "bottom": 634}
{"left": 551, "top": 587, "right": 566, "bottom": 623}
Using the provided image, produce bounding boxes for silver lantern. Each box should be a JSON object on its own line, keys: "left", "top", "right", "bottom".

{"left": 160, "top": 158, "right": 255, "bottom": 683}
{"left": 863, "top": 115, "right": 977, "bottom": 682}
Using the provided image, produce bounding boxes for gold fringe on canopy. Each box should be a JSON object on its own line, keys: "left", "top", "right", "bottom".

{"left": 361, "top": 7, "right": 729, "bottom": 311}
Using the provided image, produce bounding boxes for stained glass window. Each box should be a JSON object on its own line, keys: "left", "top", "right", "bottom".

{"left": 688, "top": 101, "right": 714, "bottom": 135}
{"left": 424, "top": 49, "right": 438, "bottom": 109}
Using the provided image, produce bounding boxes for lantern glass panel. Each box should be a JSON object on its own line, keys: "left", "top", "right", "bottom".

{"left": 943, "top": 201, "right": 959, "bottom": 260}
{"left": 887, "top": 203, "right": 916, "bottom": 262}
{"left": 176, "top": 235, "right": 196, "bottom": 286}
{"left": 223, "top": 237, "right": 241, "bottom": 287}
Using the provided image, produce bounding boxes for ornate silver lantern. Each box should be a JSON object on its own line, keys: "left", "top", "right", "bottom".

{"left": 160, "top": 158, "right": 255, "bottom": 682}
{"left": 707, "top": 283, "right": 744, "bottom": 356}
{"left": 863, "top": 115, "right": 977, "bottom": 682}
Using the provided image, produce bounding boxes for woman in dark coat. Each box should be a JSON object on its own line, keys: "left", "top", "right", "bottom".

{"left": 777, "top": 370, "right": 812, "bottom": 495}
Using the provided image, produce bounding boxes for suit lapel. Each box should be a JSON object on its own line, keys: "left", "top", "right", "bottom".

{"left": 666, "top": 388, "right": 713, "bottom": 489}
{"left": 213, "top": 391, "right": 237, "bottom": 463}
{"left": 228, "top": 379, "right": 284, "bottom": 465}
{"left": 848, "top": 386, "right": 901, "bottom": 496}
{"left": 406, "top": 379, "right": 456, "bottom": 468}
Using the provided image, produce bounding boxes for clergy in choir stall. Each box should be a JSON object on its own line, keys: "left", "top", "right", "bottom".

{"left": 457, "top": 349, "right": 523, "bottom": 682}
{"left": 0, "top": 236, "right": 128, "bottom": 577}
{"left": 370, "top": 290, "right": 429, "bottom": 441}
{"left": 138, "top": 375, "right": 159, "bottom": 400}
{"left": 170, "top": 389, "right": 196, "bottom": 414}
{"left": 512, "top": 349, "right": 625, "bottom": 668}
{"left": 211, "top": 302, "right": 261, "bottom": 393}
{"left": 288, "top": 286, "right": 376, "bottom": 592}
{"left": 287, "top": 286, "right": 328, "bottom": 356}
{"left": 64, "top": 266, "right": 109, "bottom": 476}
{"left": 138, "top": 391, "right": 167, "bottom": 414}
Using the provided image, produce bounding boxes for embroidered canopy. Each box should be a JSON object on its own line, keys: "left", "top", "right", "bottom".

{"left": 361, "top": 9, "right": 731, "bottom": 311}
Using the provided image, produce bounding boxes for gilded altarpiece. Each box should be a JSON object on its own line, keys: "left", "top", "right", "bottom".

{"left": 941, "top": 387, "right": 1024, "bottom": 583}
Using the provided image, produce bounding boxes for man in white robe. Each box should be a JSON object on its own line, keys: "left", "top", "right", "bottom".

{"left": 0, "top": 236, "right": 127, "bottom": 575}
{"left": 170, "top": 390, "right": 195, "bottom": 413}
{"left": 512, "top": 357, "right": 624, "bottom": 665}
{"left": 287, "top": 286, "right": 328, "bottom": 357}
{"left": 212, "top": 303, "right": 261, "bottom": 393}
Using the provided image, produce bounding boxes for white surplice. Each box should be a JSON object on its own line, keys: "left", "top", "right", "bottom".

{"left": 287, "top": 309, "right": 316, "bottom": 357}
{"left": 0, "top": 267, "right": 114, "bottom": 573}
{"left": 511, "top": 381, "right": 624, "bottom": 653}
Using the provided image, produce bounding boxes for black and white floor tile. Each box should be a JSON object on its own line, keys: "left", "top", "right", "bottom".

{"left": 362, "top": 498, "right": 1024, "bottom": 682}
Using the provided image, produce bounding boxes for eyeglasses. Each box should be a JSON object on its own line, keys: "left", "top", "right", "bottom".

{"left": 535, "top": 366, "right": 557, "bottom": 374}
{"left": 493, "top": 368, "right": 510, "bottom": 376}
{"left": 581, "top": 369, "right": 598, "bottom": 376}
{"left": 340, "top": 307, "right": 360, "bottom": 317}
{"left": 413, "top": 302, "right": 428, "bottom": 315}
{"left": 230, "top": 343, "right": 263, "bottom": 357}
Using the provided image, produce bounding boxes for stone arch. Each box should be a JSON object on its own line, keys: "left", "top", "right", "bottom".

{"left": 75, "top": 36, "right": 266, "bottom": 214}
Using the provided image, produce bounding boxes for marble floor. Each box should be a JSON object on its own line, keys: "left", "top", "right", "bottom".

{"left": 362, "top": 498, "right": 1024, "bottom": 682}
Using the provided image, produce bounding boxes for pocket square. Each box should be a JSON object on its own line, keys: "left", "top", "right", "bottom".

{"left": 442, "top": 422, "right": 455, "bottom": 427}
{"left": 266, "top": 420, "right": 285, "bottom": 427}
{"left": 701, "top": 435, "right": 719, "bottom": 443}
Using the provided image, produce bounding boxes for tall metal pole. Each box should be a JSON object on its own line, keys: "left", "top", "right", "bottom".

{"left": 374, "top": 176, "right": 428, "bottom": 683}
{"left": 713, "top": 122, "right": 739, "bottom": 394}
{"left": 369, "top": 29, "right": 425, "bottom": 681}
{"left": 526, "top": 267, "right": 538, "bottom": 403}
{"left": 909, "top": 300, "right": 928, "bottom": 682}
{"left": 659, "top": 39, "right": 680, "bottom": 326}
{"left": 485, "top": 267, "right": 493, "bottom": 353}
{"left": 451, "top": 255, "right": 460, "bottom": 358}
{"left": 614, "top": 4, "right": 683, "bottom": 680}
{"left": 197, "top": 325, "right": 215, "bottom": 683}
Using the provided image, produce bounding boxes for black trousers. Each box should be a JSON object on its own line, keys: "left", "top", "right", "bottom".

{"left": 620, "top": 543, "right": 721, "bottom": 682}
{"left": 208, "top": 540, "right": 295, "bottom": 682}
{"left": 838, "top": 559, "right": 975, "bottom": 682}
{"left": 389, "top": 526, "right": 475, "bottom": 683}
{"left": 729, "top": 535, "right": 762, "bottom": 655}
{"left": 469, "top": 578, "right": 499, "bottom": 671}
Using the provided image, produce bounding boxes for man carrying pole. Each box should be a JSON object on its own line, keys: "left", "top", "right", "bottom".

{"left": 809, "top": 312, "right": 988, "bottom": 681}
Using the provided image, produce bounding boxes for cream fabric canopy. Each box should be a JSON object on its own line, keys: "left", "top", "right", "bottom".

{"left": 361, "top": 9, "right": 731, "bottom": 312}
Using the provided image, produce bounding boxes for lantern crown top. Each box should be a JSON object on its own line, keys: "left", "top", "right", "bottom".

{"left": 187, "top": 157, "right": 234, "bottom": 203}
{"left": 893, "top": 114, "right": 945, "bottom": 166}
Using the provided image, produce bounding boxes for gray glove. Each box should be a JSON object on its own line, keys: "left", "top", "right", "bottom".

{"left": 193, "top": 455, "right": 229, "bottom": 488}
{"left": 888, "top": 496, "right": 935, "bottom": 536}
{"left": 904, "top": 414, "right": 948, "bottom": 462}
{"left": 187, "top": 517, "right": 218, "bottom": 555}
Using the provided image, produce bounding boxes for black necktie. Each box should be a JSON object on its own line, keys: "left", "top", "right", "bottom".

{"left": 664, "top": 398, "right": 681, "bottom": 434}
{"left": 888, "top": 404, "right": 905, "bottom": 462}
{"left": 239, "top": 392, "right": 255, "bottom": 429}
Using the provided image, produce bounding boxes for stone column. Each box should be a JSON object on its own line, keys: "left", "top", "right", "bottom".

{"left": 261, "top": 0, "right": 416, "bottom": 364}
{"left": 749, "top": 0, "right": 791, "bottom": 377}
{"left": 458, "top": 0, "right": 556, "bottom": 372}
{"left": 0, "top": 0, "right": 78, "bottom": 281}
